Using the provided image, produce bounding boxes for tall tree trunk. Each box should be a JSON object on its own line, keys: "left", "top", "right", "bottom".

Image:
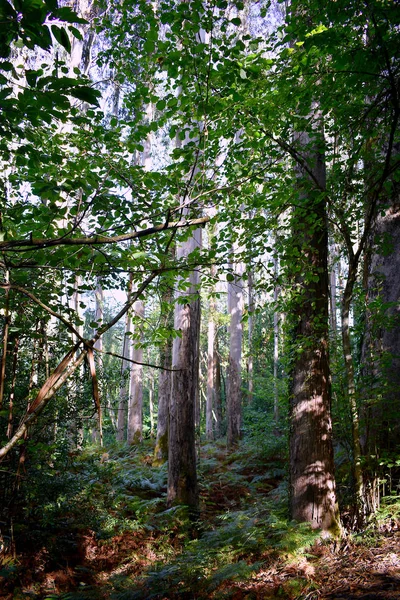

{"left": 226, "top": 263, "right": 244, "bottom": 448}
{"left": 329, "top": 245, "right": 338, "bottom": 333}
{"left": 214, "top": 339, "right": 223, "bottom": 438}
{"left": 289, "top": 129, "right": 340, "bottom": 533}
{"left": 117, "top": 276, "right": 133, "bottom": 442}
{"left": 92, "top": 279, "right": 104, "bottom": 445}
{"left": 361, "top": 174, "right": 400, "bottom": 513}
{"left": 167, "top": 229, "right": 201, "bottom": 512}
{"left": 206, "top": 271, "right": 217, "bottom": 441}
{"left": 149, "top": 369, "right": 155, "bottom": 437}
{"left": 247, "top": 268, "right": 254, "bottom": 404}
{"left": 273, "top": 254, "right": 280, "bottom": 422}
{"left": 6, "top": 334, "right": 19, "bottom": 439}
{"left": 153, "top": 287, "right": 173, "bottom": 465}
{"left": 341, "top": 264, "right": 365, "bottom": 524}
{"left": 0, "top": 272, "right": 10, "bottom": 409}
{"left": 127, "top": 300, "right": 144, "bottom": 445}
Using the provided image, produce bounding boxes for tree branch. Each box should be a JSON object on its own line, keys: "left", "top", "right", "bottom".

{"left": 0, "top": 217, "right": 210, "bottom": 253}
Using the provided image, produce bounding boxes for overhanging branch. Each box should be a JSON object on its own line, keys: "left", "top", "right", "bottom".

{"left": 0, "top": 217, "right": 210, "bottom": 253}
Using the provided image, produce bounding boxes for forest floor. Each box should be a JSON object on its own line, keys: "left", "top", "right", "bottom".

{"left": 0, "top": 437, "right": 399, "bottom": 600}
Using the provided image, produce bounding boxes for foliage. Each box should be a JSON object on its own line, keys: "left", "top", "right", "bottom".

{"left": 0, "top": 0, "right": 399, "bottom": 581}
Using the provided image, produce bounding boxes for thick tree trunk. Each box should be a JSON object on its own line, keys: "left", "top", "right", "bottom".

{"left": 289, "top": 131, "right": 340, "bottom": 533}
{"left": 127, "top": 300, "right": 144, "bottom": 445}
{"left": 167, "top": 229, "right": 201, "bottom": 512}
{"left": 226, "top": 263, "right": 244, "bottom": 448}
{"left": 361, "top": 191, "right": 400, "bottom": 513}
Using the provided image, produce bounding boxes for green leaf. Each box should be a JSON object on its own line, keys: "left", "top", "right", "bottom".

{"left": 69, "top": 25, "right": 83, "bottom": 41}
{"left": 69, "top": 86, "right": 101, "bottom": 106}
{"left": 143, "top": 39, "right": 155, "bottom": 53}
{"left": 53, "top": 7, "right": 88, "bottom": 24}
{"left": 51, "top": 25, "right": 71, "bottom": 53}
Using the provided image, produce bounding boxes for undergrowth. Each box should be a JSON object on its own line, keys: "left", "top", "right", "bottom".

{"left": 1, "top": 432, "right": 398, "bottom": 600}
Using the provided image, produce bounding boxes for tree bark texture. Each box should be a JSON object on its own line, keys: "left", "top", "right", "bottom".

{"left": 273, "top": 255, "right": 280, "bottom": 422}
{"left": 154, "top": 288, "right": 173, "bottom": 465}
{"left": 127, "top": 300, "right": 144, "bottom": 445}
{"left": 227, "top": 263, "right": 244, "bottom": 449}
{"left": 289, "top": 131, "right": 340, "bottom": 533}
{"left": 206, "top": 288, "right": 216, "bottom": 441}
{"left": 361, "top": 186, "right": 400, "bottom": 510}
{"left": 117, "top": 309, "right": 132, "bottom": 442}
{"left": 247, "top": 269, "right": 254, "bottom": 405}
{"left": 167, "top": 229, "right": 201, "bottom": 512}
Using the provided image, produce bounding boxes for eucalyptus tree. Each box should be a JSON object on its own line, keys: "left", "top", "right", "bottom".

{"left": 226, "top": 263, "right": 244, "bottom": 448}
{"left": 288, "top": 0, "right": 400, "bottom": 523}
{"left": 127, "top": 299, "right": 145, "bottom": 444}
{"left": 361, "top": 152, "right": 400, "bottom": 511}
{"left": 117, "top": 278, "right": 133, "bottom": 442}
{"left": 153, "top": 284, "right": 174, "bottom": 464}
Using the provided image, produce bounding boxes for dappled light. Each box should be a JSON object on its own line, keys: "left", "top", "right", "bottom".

{"left": 0, "top": 0, "right": 399, "bottom": 597}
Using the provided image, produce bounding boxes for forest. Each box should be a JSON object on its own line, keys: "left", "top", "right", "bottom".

{"left": 0, "top": 0, "right": 399, "bottom": 597}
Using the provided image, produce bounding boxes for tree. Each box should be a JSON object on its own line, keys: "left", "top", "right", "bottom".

{"left": 117, "top": 281, "right": 133, "bottom": 442}
{"left": 154, "top": 285, "right": 174, "bottom": 465}
{"left": 167, "top": 228, "right": 201, "bottom": 513}
{"left": 226, "top": 262, "right": 244, "bottom": 448}
{"left": 361, "top": 154, "right": 400, "bottom": 511}
{"left": 287, "top": 126, "right": 340, "bottom": 532}
{"left": 127, "top": 300, "right": 145, "bottom": 445}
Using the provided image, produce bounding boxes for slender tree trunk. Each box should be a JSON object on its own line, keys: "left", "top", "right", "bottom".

{"left": 117, "top": 312, "right": 131, "bottom": 442}
{"left": 153, "top": 289, "right": 173, "bottom": 465}
{"left": 247, "top": 269, "right": 254, "bottom": 404}
{"left": 127, "top": 300, "right": 144, "bottom": 445}
{"left": 92, "top": 279, "right": 104, "bottom": 445}
{"left": 167, "top": 229, "right": 201, "bottom": 512}
{"left": 330, "top": 245, "right": 338, "bottom": 333}
{"left": 117, "top": 276, "right": 133, "bottom": 442}
{"left": 214, "top": 340, "right": 223, "bottom": 438}
{"left": 149, "top": 369, "right": 155, "bottom": 437}
{"left": 289, "top": 129, "right": 340, "bottom": 533}
{"left": 7, "top": 335, "right": 19, "bottom": 439}
{"left": 273, "top": 255, "right": 280, "bottom": 422}
{"left": 0, "top": 273, "right": 10, "bottom": 409}
{"left": 206, "top": 286, "right": 216, "bottom": 441}
{"left": 226, "top": 263, "right": 244, "bottom": 448}
{"left": 341, "top": 265, "right": 365, "bottom": 524}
